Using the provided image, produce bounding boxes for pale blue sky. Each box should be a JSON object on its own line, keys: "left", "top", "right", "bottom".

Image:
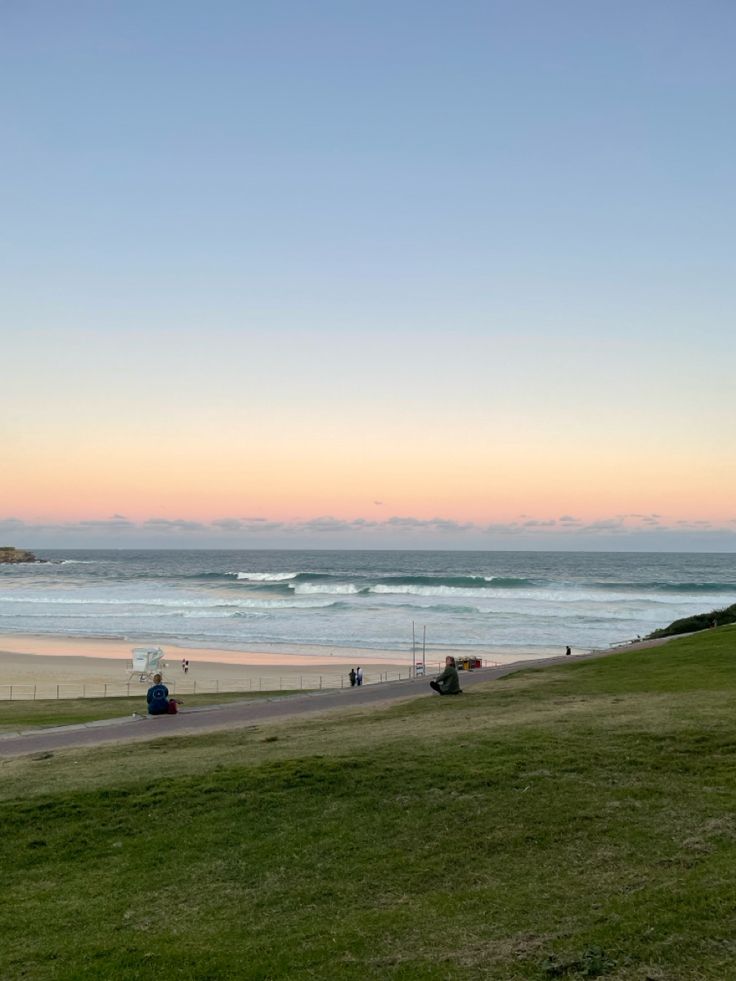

{"left": 2, "top": 2, "right": 735, "bottom": 549}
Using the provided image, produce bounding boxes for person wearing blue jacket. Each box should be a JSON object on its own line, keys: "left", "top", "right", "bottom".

{"left": 146, "top": 674, "right": 170, "bottom": 715}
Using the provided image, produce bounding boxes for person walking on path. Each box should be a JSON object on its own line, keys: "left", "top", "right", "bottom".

{"left": 349, "top": 668, "right": 356, "bottom": 687}
{"left": 356, "top": 667, "right": 363, "bottom": 687}
{"left": 430, "top": 656, "right": 461, "bottom": 696}
{"left": 147, "top": 674, "right": 170, "bottom": 715}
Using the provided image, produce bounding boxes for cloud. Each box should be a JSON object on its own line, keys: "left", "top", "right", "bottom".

{"left": 432, "top": 518, "right": 475, "bottom": 532}
{"left": 483, "top": 522, "right": 523, "bottom": 534}
{"left": 580, "top": 518, "right": 626, "bottom": 533}
{"left": 297, "top": 516, "right": 380, "bottom": 533}
{"left": 211, "top": 518, "right": 245, "bottom": 531}
{"left": 298, "top": 516, "right": 357, "bottom": 533}
{"left": 348, "top": 518, "right": 379, "bottom": 528}
{"left": 211, "top": 518, "right": 287, "bottom": 532}
{"left": 77, "top": 518, "right": 133, "bottom": 529}
{"left": 142, "top": 518, "right": 206, "bottom": 531}
{"left": 386, "top": 516, "right": 426, "bottom": 528}
{"left": 0, "top": 517, "right": 26, "bottom": 532}
{"left": 385, "top": 516, "right": 474, "bottom": 532}
{"left": 3, "top": 512, "right": 736, "bottom": 550}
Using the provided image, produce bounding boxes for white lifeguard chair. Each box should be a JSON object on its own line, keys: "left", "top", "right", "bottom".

{"left": 129, "top": 647, "right": 166, "bottom": 683}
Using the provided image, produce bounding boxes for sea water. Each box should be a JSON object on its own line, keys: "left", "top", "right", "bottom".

{"left": 0, "top": 550, "right": 734, "bottom": 658}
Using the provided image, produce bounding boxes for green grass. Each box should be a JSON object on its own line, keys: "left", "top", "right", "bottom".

{"left": 0, "top": 691, "right": 304, "bottom": 731}
{"left": 3, "top": 629, "right": 736, "bottom": 979}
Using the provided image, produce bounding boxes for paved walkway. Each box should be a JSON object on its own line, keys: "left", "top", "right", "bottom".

{"left": 0, "top": 650, "right": 621, "bottom": 758}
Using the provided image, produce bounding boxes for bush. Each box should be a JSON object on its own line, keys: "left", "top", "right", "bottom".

{"left": 646, "top": 602, "right": 736, "bottom": 639}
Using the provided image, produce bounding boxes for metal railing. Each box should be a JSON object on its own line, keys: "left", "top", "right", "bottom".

{"left": 0, "top": 668, "right": 415, "bottom": 702}
{"left": 0, "top": 660, "right": 502, "bottom": 702}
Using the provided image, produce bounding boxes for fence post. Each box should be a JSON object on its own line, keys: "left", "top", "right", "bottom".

{"left": 194, "top": 681, "right": 197, "bottom": 694}
{"left": 83, "top": 685, "right": 86, "bottom": 699}
{"left": 9, "top": 686, "right": 12, "bottom": 702}
{"left": 33, "top": 685, "right": 37, "bottom": 701}
{"left": 127, "top": 683, "right": 130, "bottom": 696}
{"left": 319, "top": 675, "right": 322, "bottom": 689}
{"left": 56, "top": 684, "right": 60, "bottom": 700}
{"left": 279, "top": 677, "right": 282, "bottom": 690}
{"left": 300, "top": 675, "right": 303, "bottom": 689}
{"left": 104, "top": 683, "right": 107, "bottom": 698}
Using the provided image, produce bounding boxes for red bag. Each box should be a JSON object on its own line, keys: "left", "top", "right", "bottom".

{"left": 167, "top": 699, "right": 178, "bottom": 715}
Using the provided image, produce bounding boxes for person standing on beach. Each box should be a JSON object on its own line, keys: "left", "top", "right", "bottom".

{"left": 430, "top": 656, "right": 461, "bottom": 695}
{"left": 356, "top": 666, "right": 363, "bottom": 686}
{"left": 349, "top": 668, "right": 356, "bottom": 687}
{"left": 565, "top": 646, "right": 571, "bottom": 656}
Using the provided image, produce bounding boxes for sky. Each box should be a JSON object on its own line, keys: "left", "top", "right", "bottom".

{"left": 2, "top": 1, "right": 735, "bottom": 551}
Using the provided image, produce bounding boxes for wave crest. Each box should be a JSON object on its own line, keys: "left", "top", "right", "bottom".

{"left": 235, "top": 572, "right": 300, "bottom": 582}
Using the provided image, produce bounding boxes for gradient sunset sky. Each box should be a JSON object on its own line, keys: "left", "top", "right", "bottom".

{"left": 3, "top": 2, "right": 735, "bottom": 550}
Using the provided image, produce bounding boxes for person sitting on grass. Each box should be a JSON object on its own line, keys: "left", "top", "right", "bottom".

{"left": 429, "top": 656, "right": 461, "bottom": 696}
{"left": 146, "top": 673, "right": 170, "bottom": 715}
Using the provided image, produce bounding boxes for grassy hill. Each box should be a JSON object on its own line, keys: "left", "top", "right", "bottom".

{"left": 3, "top": 630, "right": 736, "bottom": 980}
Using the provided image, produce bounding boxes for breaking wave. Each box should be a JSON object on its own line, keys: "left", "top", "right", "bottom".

{"left": 235, "top": 572, "right": 301, "bottom": 582}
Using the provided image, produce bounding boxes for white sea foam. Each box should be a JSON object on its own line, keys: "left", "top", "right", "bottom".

{"left": 292, "top": 582, "right": 363, "bottom": 595}
{"left": 235, "top": 572, "right": 299, "bottom": 581}
{"left": 0, "top": 594, "right": 338, "bottom": 611}
{"left": 182, "top": 609, "right": 265, "bottom": 618}
{"left": 370, "top": 584, "right": 506, "bottom": 599}
{"left": 367, "top": 583, "right": 728, "bottom": 606}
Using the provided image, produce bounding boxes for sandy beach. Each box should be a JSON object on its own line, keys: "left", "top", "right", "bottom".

{"left": 0, "top": 633, "right": 433, "bottom": 697}
{"left": 0, "top": 632, "right": 540, "bottom": 699}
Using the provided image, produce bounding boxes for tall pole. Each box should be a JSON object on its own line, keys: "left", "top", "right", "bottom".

{"left": 422, "top": 625, "right": 426, "bottom": 676}
{"left": 412, "top": 621, "right": 416, "bottom": 678}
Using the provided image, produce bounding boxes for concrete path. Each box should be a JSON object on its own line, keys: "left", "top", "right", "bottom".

{"left": 0, "top": 650, "right": 621, "bottom": 759}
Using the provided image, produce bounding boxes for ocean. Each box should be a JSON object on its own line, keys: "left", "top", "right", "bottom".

{"left": 1, "top": 550, "right": 734, "bottom": 659}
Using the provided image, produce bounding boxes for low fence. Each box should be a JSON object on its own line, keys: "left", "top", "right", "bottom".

{"left": 0, "top": 667, "right": 428, "bottom": 702}
{"left": 0, "top": 661, "right": 502, "bottom": 703}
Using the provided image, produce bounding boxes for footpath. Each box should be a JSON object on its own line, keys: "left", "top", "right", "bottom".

{"left": 0, "top": 646, "right": 650, "bottom": 759}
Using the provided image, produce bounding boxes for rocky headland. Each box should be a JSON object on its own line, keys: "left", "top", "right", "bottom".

{"left": 0, "top": 546, "right": 39, "bottom": 564}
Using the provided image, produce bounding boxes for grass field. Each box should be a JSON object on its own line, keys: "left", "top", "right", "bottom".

{"left": 3, "top": 629, "right": 736, "bottom": 979}
{"left": 0, "top": 691, "right": 304, "bottom": 732}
